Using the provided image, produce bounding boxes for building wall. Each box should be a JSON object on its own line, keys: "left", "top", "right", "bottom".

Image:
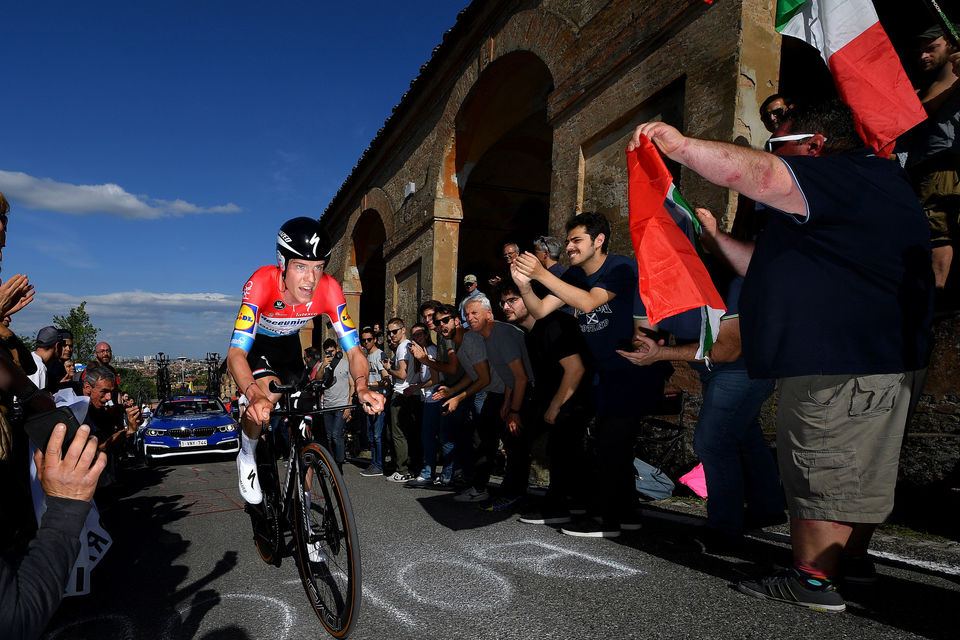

{"left": 320, "top": 0, "right": 958, "bottom": 491}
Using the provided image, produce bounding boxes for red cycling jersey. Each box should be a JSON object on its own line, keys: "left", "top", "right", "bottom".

{"left": 229, "top": 265, "right": 360, "bottom": 353}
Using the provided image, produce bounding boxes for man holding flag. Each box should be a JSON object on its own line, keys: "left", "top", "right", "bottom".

{"left": 629, "top": 100, "right": 932, "bottom": 612}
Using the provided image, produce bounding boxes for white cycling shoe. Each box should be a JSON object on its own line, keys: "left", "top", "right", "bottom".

{"left": 308, "top": 541, "right": 328, "bottom": 564}
{"left": 237, "top": 453, "right": 263, "bottom": 504}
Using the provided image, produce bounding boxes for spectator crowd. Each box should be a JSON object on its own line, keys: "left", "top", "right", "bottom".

{"left": 313, "top": 25, "right": 959, "bottom": 616}
{"left": 0, "top": 20, "right": 957, "bottom": 638}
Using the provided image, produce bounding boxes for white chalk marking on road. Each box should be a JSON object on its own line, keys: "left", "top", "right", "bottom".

{"left": 172, "top": 593, "right": 296, "bottom": 639}
{"left": 363, "top": 583, "right": 420, "bottom": 628}
{"left": 45, "top": 614, "right": 135, "bottom": 640}
{"left": 477, "top": 540, "right": 645, "bottom": 579}
{"left": 398, "top": 558, "right": 513, "bottom": 612}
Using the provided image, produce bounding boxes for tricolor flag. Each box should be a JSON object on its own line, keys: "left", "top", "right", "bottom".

{"left": 776, "top": 0, "right": 926, "bottom": 154}
{"left": 627, "top": 136, "right": 725, "bottom": 359}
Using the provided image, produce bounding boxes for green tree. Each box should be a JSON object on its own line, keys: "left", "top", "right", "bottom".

{"left": 116, "top": 367, "right": 158, "bottom": 404}
{"left": 53, "top": 301, "right": 99, "bottom": 364}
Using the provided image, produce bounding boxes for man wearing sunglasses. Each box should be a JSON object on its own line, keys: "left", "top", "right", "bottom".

{"left": 359, "top": 327, "right": 389, "bottom": 477}
{"left": 382, "top": 318, "right": 420, "bottom": 482}
{"left": 630, "top": 101, "right": 932, "bottom": 613}
{"left": 759, "top": 93, "right": 795, "bottom": 134}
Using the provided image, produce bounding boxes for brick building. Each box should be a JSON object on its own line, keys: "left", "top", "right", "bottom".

{"left": 315, "top": 0, "right": 958, "bottom": 506}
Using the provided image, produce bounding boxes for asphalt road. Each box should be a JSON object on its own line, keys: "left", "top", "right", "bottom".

{"left": 41, "top": 454, "right": 960, "bottom": 640}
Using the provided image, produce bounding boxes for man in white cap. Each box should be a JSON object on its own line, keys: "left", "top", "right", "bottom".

{"left": 458, "top": 274, "right": 482, "bottom": 323}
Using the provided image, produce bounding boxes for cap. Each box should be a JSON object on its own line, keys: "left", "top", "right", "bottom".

{"left": 463, "top": 274, "right": 477, "bottom": 284}
{"left": 36, "top": 326, "right": 60, "bottom": 348}
{"left": 917, "top": 24, "right": 951, "bottom": 41}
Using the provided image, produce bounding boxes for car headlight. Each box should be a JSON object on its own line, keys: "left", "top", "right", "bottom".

{"left": 218, "top": 423, "right": 237, "bottom": 433}
{"left": 146, "top": 429, "right": 165, "bottom": 437}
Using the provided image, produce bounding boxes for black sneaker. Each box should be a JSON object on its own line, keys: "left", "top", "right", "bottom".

{"left": 519, "top": 510, "right": 572, "bottom": 525}
{"left": 838, "top": 554, "right": 878, "bottom": 585}
{"left": 737, "top": 568, "right": 846, "bottom": 613}
{"left": 561, "top": 519, "right": 621, "bottom": 538}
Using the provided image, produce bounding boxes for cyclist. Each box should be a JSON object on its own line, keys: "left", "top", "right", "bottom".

{"left": 228, "top": 216, "right": 385, "bottom": 504}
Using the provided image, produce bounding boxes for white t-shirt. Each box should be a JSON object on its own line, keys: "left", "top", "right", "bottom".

{"left": 27, "top": 352, "right": 47, "bottom": 390}
{"left": 418, "top": 345, "right": 439, "bottom": 402}
{"left": 390, "top": 339, "right": 417, "bottom": 394}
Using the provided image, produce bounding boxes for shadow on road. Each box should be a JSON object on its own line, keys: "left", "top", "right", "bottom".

{"left": 610, "top": 510, "right": 958, "bottom": 640}
{"left": 41, "top": 460, "right": 242, "bottom": 639}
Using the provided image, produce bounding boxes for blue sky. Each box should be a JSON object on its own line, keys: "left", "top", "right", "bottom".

{"left": 1, "top": 1, "right": 466, "bottom": 359}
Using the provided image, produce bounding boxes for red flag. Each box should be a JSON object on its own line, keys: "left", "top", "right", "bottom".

{"left": 627, "top": 136, "right": 726, "bottom": 355}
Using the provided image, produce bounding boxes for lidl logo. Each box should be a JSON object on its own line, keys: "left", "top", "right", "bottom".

{"left": 337, "top": 303, "right": 355, "bottom": 330}
{"left": 235, "top": 303, "right": 258, "bottom": 333}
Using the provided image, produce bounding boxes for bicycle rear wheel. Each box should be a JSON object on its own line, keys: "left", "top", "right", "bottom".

{"left": 294, "top": 442, "right": 361, "bottom": 638}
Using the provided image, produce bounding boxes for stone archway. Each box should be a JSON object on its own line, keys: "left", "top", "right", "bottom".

{"left": 450, "top": 50, "right": 555, "bottom": 290}
{"left": 351, "top": 208, "right": 388, "bottom": 329}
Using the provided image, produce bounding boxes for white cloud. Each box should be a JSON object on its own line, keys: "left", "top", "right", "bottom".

{"left": 9, "top": 290, "right": 242, "bottom": 358}
{"left": 0, "top": 170, "right": 241, "bottom": 219}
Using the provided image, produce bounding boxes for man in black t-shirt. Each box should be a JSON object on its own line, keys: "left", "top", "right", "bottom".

{"left": 498, "top": 280, "right": 591, "bottom": 525}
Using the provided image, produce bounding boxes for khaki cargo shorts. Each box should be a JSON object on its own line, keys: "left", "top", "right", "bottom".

{"left": 914, "top": 166, "right": 960, "bottom": 247}
{"left": 776, "top": 370, "right": 923, "bottom": 523}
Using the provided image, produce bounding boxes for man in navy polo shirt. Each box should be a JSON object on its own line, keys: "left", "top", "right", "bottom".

{"left": 631, "top": 101, "right": 932, "bottom": 613}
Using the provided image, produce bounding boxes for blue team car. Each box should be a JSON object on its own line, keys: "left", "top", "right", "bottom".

{"left": 141, "top": 395, "right": 240, "bottom": 462}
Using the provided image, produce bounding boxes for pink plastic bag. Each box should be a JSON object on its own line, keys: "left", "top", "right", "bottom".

{"left": 678, "top": 463, "right": 708, "bottom": 498}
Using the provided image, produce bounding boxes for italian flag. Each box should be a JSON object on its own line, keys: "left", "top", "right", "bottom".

{"left": 776, "top": 0, "right": 926, "bottom": 154}
{"left": 627, "top": 136, "right": 725, "bottom": 359}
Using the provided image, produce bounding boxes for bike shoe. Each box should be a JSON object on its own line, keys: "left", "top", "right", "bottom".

{"left": 308, "top": 541, "right": 328, "bottom": 564}
{"left": 237, "top": 453, "right": 263, "bottom": 504}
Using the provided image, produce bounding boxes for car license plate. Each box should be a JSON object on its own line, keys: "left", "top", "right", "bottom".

{"left": 180, "top": 440, "right": 207, "bottom": 448}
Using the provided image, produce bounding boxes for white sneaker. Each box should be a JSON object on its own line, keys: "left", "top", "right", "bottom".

{"left": 308, "top": 541, "right": 328, "bottom": 564}
{"left": 237, "top": 453, "right": 262, "bottom": 504}
{"left": 453, "top": 487, "right": 489, "bottom": 503}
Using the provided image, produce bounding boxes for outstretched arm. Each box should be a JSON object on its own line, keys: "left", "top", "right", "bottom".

{"left": 629, "top": 122, "right": 806, "bottom": 217}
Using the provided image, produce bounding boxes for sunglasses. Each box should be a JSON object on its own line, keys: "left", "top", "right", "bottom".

{"left": 499, "top": 296, "right": 520, "bottom": 308}
{"left": 435, "top": 315, "right": 454, "bottom": 325}
{"left": 761, "top": 106, "right": 787, "bottom": 122}
{"left": 764, "top": 133, "right": 823, "bottom": 153}
{"left": 411, "top": 331, "right": 426, "bottom": 338}
{"left": 362, "top": 337, "right": 375, "bottom": 343}
{"left": 325, "top": 350, "right": 336, "bottom": 356}
{"left": 387, "top": 328, "right": 402, "bottom": 335}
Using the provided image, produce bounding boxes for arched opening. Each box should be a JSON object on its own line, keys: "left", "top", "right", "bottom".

{"left": 454, "top": 51, "right": 554, "bottom": 289}
{"left": 352, "top": 208, "right": 387, "bottom": 329}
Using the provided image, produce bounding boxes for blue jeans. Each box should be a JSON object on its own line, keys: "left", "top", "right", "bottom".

{"left": 322, "top": 411, "right": 347, "bottom": 465}
{"left": 441, "top": 400, "right": 468, "bottom": 482}
{"left": 419, "top": 401, "right": 444, "bottom": 479}
{"left": 366, "top": 401, "right": 386, "bottom": 470}
{"left": 694, "top": 367, "right": 783, "bottom": 535}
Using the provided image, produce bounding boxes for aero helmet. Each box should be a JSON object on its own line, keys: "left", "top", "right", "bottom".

{"left": 276, "top": 217, "right": 332, "bottom": 271}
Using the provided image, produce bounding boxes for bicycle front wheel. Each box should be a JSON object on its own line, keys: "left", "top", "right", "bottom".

{"left": 294, "top": 442, "right": 362, "bottom": 638}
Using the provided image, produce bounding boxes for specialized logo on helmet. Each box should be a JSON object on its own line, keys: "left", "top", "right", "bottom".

{"left": 337, "top": 303, "right": 356, "bottom": 330}
{"left": 308, "top": 233, "right": 320, "bottom": 257}
{"left": 234, "top": 303, "right": 258, "bottom": 333}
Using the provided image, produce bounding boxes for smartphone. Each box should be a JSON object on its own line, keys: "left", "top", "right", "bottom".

{"left": 23, "top": 407, "right": 83, "bottom": 457}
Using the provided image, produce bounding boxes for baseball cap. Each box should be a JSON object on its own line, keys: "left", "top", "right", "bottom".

{"left": 917, "top": 24, "right": 952, "bottom": 42}
{"left": 36, "top": 326, "right": 60, "bottom": 348}
{"left": 463, "top": 274, "right": 477, "bottom": 284}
